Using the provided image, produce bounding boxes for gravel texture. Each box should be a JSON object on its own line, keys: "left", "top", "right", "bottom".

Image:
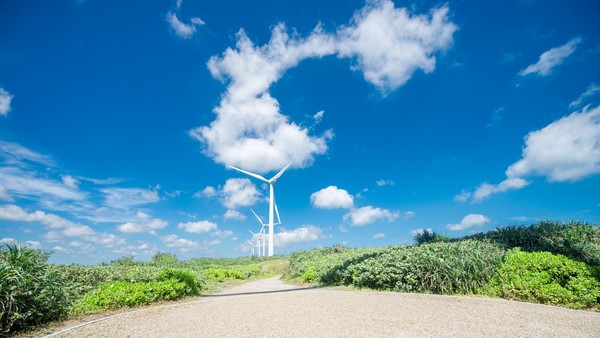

{"left": 44, "top": 276, "right": 600, "bottom": 338}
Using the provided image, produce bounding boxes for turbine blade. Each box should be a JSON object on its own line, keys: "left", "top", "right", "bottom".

{"left": 251, "top": 209, "right": 265, "bottom": 225}
{"left": 274, "top": 200, "right": 281, "bottom": 225}
{"left": 229, "top": 165, "right": 269, "bottom": 183}
{"left": 270, "top": 160, "right": 293, "bottom": 182}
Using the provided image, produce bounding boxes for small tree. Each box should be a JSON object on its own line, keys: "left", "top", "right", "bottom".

{"left": 151, "top": 252, "right": 179, "bottom": 267}
{"left": 414, "top": 230, "right": 450, "bottom": 245}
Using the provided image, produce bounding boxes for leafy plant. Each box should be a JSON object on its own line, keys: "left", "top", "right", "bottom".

{"left": 484, "top": 249, "right": 600, "bottom": 309}
{"left": 414, "top": 230, "right": 450, "bottom": 245}
{"left": 0, "top": 243, "right": 70, "bottom": 334}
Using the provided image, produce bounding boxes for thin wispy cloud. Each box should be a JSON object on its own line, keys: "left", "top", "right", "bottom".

{"left": 569, "top": 84, "right": 600, "bottom": 109}
{"left": 0, "top": 88, "right": 13, "bottom": 116}
{"left": 166, "top": 0, "right": 204, "bottom": 39}
{"left": 190, "top": 0, "right": 456, "bottom": 173}
{"left": 519, "top": 37, "right": 581, "bottom": 77}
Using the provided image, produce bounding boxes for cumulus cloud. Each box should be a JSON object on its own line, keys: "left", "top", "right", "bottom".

{"left": 61, "top": 175, "right": 80, "bottom": 188}
{"left": 274, "top": 225, "right": 326, "bottom": 247}
{"left": 161, "top": 234, "right": 198, "bottom": 253}
{"left": 310, "top": 186, "right": 354, "bottom": 209}
{"left": 313, "top": 110, "right": 325, "bottom": 122}
{"left": 446, "top": 214, "right": 490, "bottom": 231}
{"left": 220, "top": 178, "right": 261, "bottom": 209}
{"left": 343, "top": 205, "right": 399, "bottom": 227}
{"left": 178, "top": 220, "right": 218, "bottom": 233}
{"left": 519, "top": 38, "right": 581, "bottom": 77}
{"left": 373, "top": 233, "right": 385, "bottom": 239}
{"left": 0, "top": 88, "right": 13, "bottom": 116}
{"left": 461, "top": 105, "right": 600, "bottom": 202}
{"left": 116, "top": 212, "right": 168, "bottom": 234}
{"left": 404, "top": 211, "right": 416, "bottom": 219}
{"left": 211, "top": 229, "right": 234, "bottom": 238}
{"left": 194, "top": 186, "right": 217, "bottom": 198}
{"left": 224, "top": 209, "right": 246, "bottom": 221}
{"left": 337, "top": 2, "right": 456, "bottom": 93}
{"left": 191, "top": 0, "right": 456, "bottom": 173}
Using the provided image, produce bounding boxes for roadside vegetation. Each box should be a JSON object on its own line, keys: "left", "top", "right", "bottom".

{"left": 286, "top": 221, "right": 600, "bottom": 310}
{"left": 0, "top": 247, "right": 287, "bottom": 335}
{"left": 1, "top": 220, "right": 598, "bottom": 335}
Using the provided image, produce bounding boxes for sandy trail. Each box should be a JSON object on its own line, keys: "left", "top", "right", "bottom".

{"left": 44, "top": 276, "right": 600, "bottom": 337}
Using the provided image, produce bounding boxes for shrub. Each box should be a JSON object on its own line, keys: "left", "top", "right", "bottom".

{"left": 414, "top": 230, "right": 450, "bottom": 245}
{"left": 351, "top": 241, "right": 504, "bottom": 294}
{"left": 202, "top": 268, "right": 246, "bottom": 282}
{"left": 157, "top": 268, "right": 202, "bottom": 295}
{"left": 466, "top": 221, "right": 600, "bottom": 265}
{"left": 485, "top": 249, "right": 600, "bottom": 309}
{"left": 0, "top": 243, "right": 70, "bottom": 334}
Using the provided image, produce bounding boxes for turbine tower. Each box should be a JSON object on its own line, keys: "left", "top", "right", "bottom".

{"left": 229, "top": 161, "right": 292, "bottom": 256}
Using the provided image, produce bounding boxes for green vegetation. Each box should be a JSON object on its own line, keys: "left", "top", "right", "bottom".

{"left": 0, "top": 244, "right": 287, "bottom": 336}
{"left": 2, "top": 220, "right": 598, "bottom": 335}
{"left": 484, "top": 249, "right": 600, "bottom": 309}
{"left": 0, "top": 244, "right": 70, "bottom": 334}
{"left": 286, "top": 221, "right": 600, "bottom": 310}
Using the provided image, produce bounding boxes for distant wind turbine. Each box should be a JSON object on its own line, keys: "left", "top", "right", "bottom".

{"left": 230, "top": 161, "right": 292, "bottom": 256}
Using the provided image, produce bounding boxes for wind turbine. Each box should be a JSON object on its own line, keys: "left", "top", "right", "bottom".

{"left": 248, "top": 229, "right": 264, "bottom": 256}
{"left": 230, "top": 161, "right": 292, "bottom": 256}
{"left": 246, "top": 239, "right": 256, "bottom": 257}
{"left": 251, "top": 208, "right": 279, "bottom": 256}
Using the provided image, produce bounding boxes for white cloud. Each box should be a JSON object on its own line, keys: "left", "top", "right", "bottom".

{"left": 411, "top": 228, "right": 433, "bottom": 236}
{"left": 343, "top": 205, "right": 400, "bottom": 227}
{"left": 194, "top": 186, "right": 217, "bottom": 198}
{"left": 204, "top": 239, "right": 221, "bottom": 246}
{"left": 61, "top": 175, "right": 80, "bottom": 188}
{"left": 116, "top": 216, "right": 167, "bottom": 234}
{"left": 446, "top": 214, "right": 490, "bottom": 231}
{"left": 454, "top": 190, "right": 471, "bottom": 202}
{"left": 224, "top": 209, "right": 246, "bottom": 221}
{"left": 178, "top": 220, "right": 218, "bottom": 233}
{"left": 101, "top": 187, "right": 160, "bottom": 209}
{"left": 569, "top": 84, "right": 600, "bottom": 109}
{"left": 221, "top": 178, "right": 261, "bottom": 209}
{"left": 211, "top": 229, "right": 234, "bottom": 238}
{"left": 0, "top": 167, "right": 85, "bottom": 202}
{"left": 464, "top": 105, "right": 600, "bottom": 202}
{"left": 191, "top": 0, "right": 456, "bottom": 173}
{"left": 507, "top": 106, "right": 600, "bottom": 182}
{"left": 161, "top": 234, "right": 198, "bottom": 252}
{"left": 404, "top": 211, "right": 416, "bottom": 219}
{"left": 336, "top": 3, "right": 457, "bottom": 94}
{"left": 375, "top": 179, "right": 395, "bottom": 187}
{"left": 0, "top": 88, "right": 13, "bottom": 116}
{"left": 0, "top": 237, "right": 17, "bottom": 246}
{"left": 166, "top": 11, "right": 204, "bottom": 39}
{"left": 473, "top": 177, "right": 530, "bottom": 202}
{"left": 373, "top": 233, "right": 385, "bottom": 239}
{"left": 274, "top": 225, "right": 326, "bottom": 247}
{"left": 310, "top": 186, "right": 354, "bottom": 209}
{"left": 0, "top": 141, "right": 55, "bottom": 167}
{"left": 0, "top": 204, "right": 126, "bottom": 248}
{"left": 313, "top": 110, "right": 325, "bottom": 122}
{"left": 519, "top": 37, "right": 581, "bottom": 77}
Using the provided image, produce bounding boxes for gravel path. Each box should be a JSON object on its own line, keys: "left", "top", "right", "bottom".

{"left": 45, "top": 276, "right": 600, "bottom": 337}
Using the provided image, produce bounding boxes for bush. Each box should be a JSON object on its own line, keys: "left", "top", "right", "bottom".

{"left": 157, "top": 268, "right": 202, "bottom": 295}
{"left": 351, "top": 241, "right": 504, "bottom": 294}
{"left": 414, "top": 230, "right": 450, "bottom": 245}
{"left": 0, "top": 243, "right": 70, "bottom": 334}
{"left": 485, "top": 249, "right": 600, "bottom": 309}
{"left": 466, "top": 221, "right": 600, "bottom": 265}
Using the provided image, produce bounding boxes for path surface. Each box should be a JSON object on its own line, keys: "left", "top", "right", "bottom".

{"left": 45, "top": 276, "right": 600, "bottom": 337}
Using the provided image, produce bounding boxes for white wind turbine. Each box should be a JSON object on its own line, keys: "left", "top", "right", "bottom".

{"left": 230, "top": 161, "right": 292, "bottom": 256}
{"left": 250, "top": 208, "right": 280, "bottom": 256}
{"left": 246, "top": 239, "right": 257, "bottom": 257}
{"left": 248, "top": 229, "right": 264, "bottom": 256}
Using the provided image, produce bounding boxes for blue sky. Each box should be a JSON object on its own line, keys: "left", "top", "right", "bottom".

{"left": 1, "top": 0, "right": 599, "bottom": 264}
